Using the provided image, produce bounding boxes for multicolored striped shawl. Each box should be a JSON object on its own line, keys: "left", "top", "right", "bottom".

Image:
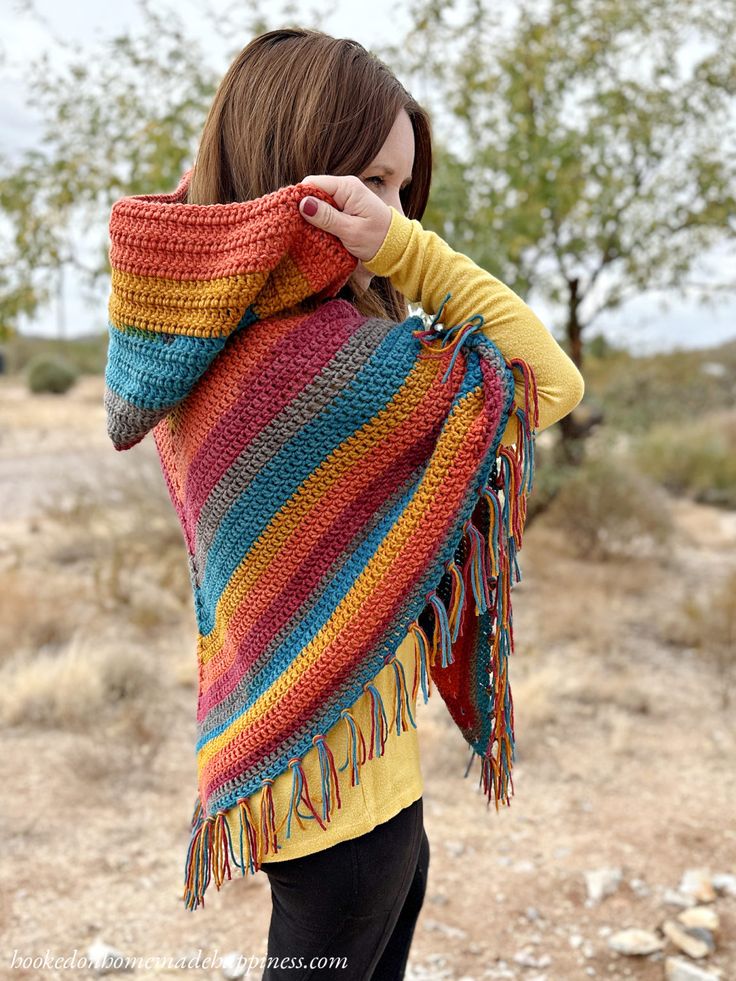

{"left": 104, "top": 169, "right": 539, "bottom": 910}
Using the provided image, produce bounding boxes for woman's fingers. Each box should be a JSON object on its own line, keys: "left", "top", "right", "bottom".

{"left": 296, "top": 174, "right": 392, "bottom": 262}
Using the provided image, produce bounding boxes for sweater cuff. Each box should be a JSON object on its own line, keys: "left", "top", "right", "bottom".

{"left": 363, "top": 207, "right": 414, "bottom": 278}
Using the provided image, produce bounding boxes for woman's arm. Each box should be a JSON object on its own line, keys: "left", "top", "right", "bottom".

{"left": 364, "top": 207, "right": 585, "bottom": 447}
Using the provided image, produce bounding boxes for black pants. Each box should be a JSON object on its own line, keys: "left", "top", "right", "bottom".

{"left": 261, "top": 796, "right": 430, "bottom": 981}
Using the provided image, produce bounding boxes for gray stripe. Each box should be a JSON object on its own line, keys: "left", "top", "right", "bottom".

{"left": 104, "top": 385, "right": 168, "bottom": 449}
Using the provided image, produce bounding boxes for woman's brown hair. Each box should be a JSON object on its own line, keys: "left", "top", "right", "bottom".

{"left": 187, "top": 27, "right": 433, "bottom": 322}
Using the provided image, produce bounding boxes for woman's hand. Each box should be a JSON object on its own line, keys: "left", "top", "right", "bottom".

{"left": 297, "top": 175, "right": 393, "bottom": 263}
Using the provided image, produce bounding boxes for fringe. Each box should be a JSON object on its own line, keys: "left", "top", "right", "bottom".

{"left": 181, "top": 320, "right": 538, "bottom": 911}
{"left": 181, "top": 627, "right": 435, "bottom": 911}
{"left": 410, "top": 304, "right": 539, "bottom": 814}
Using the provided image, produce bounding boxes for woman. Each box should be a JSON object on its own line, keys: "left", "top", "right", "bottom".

{"left": 104, "top": 26, "right": 584, "bottom": 981}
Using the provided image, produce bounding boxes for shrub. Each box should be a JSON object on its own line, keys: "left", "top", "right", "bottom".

{"left": 26, "top": 354, "right": 79, "bottom": 394}
{"left": 544, "top": 454, "right": 673, "bottom": 561}
{"left": 630, "top": 410, "right": 736, "bottom": 508}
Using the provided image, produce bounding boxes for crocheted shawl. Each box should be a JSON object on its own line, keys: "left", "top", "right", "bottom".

{"left": 104, "top": 169, "right": 539, "bottom": 911}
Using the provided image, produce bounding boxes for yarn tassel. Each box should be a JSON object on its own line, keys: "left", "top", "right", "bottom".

{"left": 285, "top": 757, "right": 328, "bottom": 838}
{"left": 182, "top": 808, "right": 237, "bottom": 911}
{"left": 385, "top": 650, "right": 417, "bottom": 735}
{"left": 409, "top": 622, "right": 433, "bottom": 704}
{"left": 260, "top": 777, "right": 279, "bottom": 856}
{"left": 338, "top": 708, "right": 367, "bottom": 786}
{"left": 363, "top": 681, "right": 389, "bottom": 760}
{"left": 313, "top": 734, "right": 342, "bottom": 822}
{"left": 234, "top": 798, "right": 260, "bottom": 875}
{"left": 446, "top": 558, "right": 466, "bottom": 642}
{"left": 463, "top": 517, "right": 492, "bottom": 615}
{"left": 428, "top": 590, "right": 454, "bottom": 667}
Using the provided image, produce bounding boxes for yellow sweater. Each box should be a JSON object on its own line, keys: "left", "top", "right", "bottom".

{"left": 225, "top": 207, "right": 585, "bottom": 865}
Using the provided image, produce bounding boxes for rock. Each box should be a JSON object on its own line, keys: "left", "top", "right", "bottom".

{"left": 677, "top": 906, "right": 719, "bottom": 933}
{"left": 664, "top": 956, "right": 721, "bottom": 981}
{"left": 525, "top": 906, "right": 542, "bottom": 921}
{"left": 711, "top": 871, "right": 736, "bottom": 897}
{"left": 663, "top": 888, "right": 696, "bottom": 908}
{"left": 662, "top": 920, "right": 715, "bottom": 959}
{"left": 512, "top": 948, "right": 551, "bottom": 969}
{"left": 421, "top": 917, "right": 468, "bottom": 939}
{"left": 629, "top": 877, "right": 651, "bottom": 898}
{"left": 584, "top": 867, "right": 623, "bottom": 904}
{"left": 678, "top": 869, "right": 716, "bottom": 903}
{"left": 607, "top": 928, "right": 665, "bottom": 956}
{"left": 444, "top": 839, "right": 465, "bottom": 856}
{"left": 513, "top": 858, "right": 535, "bottom": 873}
{"left": 86, "top": 942, "right": 133, "bottom": 974}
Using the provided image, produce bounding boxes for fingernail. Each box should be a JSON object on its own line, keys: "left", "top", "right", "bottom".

{"left": 301, "top": 197, "right": 318, "bottom": 217}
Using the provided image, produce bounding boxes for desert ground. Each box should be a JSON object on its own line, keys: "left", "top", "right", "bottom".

{"left": 0, "top": 373, "right": 734, "bottom": 980}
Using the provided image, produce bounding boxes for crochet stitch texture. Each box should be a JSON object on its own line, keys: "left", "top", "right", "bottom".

{"left": 103, "top": 169, "right": 539, "bottom": 910}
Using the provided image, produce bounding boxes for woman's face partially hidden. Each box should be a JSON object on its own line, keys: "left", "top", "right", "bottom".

{"left": 349, "top": 108, "right": 415, "bottom": 293}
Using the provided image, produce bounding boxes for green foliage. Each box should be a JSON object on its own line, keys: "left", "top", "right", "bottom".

{"left": 0, "top": 0, "right": 223, "bottom": 336}
{"left": 544, "top": 454, "right": 674, "bottom": 561}
{"left": 26, "top": 354, "right": 79, "bottom": 394}
{"left": 380, "top": 0, "right": 736, "bottom": 374}
{"left": 584, "top": 333, "right": 621, "bottom": 360}
{"left": 630, "top": 409, "right": 736, "bottom": 508}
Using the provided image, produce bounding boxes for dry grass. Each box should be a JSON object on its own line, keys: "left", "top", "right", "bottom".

{"left": 34, "top": 450, "right": 193, "bottom": 625}
{"left": 0, "top": 568, "right": 82, "bottom": 665}
{"left": 0, "top": 628, "right": 157, "bottom": 729}
{"left": 665, "top": 568, "right": 736, "bottom": 709}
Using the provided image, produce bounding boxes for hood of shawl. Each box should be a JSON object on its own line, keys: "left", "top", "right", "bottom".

{"left": 104, "top": 169, "right": 358, "bottom": 450}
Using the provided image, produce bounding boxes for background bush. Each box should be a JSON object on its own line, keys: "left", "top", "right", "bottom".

{"left": 25, "top": 353, "right": 79, "bottom": 394}
{"left": 543, "top": 454, "right": 674, "bottom": 561}
{"left": 629, "top": 409, "right": 736, "bottom": 509}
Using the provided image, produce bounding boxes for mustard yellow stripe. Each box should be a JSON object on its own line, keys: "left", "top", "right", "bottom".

{"left": 196, "top": 384, "right": 484, "bottom": 776}
{"left": 108, "top": 254, "right": 311, "bottom": 337}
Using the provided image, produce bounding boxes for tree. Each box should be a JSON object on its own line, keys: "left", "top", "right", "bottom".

{"left": 377, "top": 0, "right": 736, "bottom": 463}
{"left": 0, "top": 0, "right": 334, "bottom": 340}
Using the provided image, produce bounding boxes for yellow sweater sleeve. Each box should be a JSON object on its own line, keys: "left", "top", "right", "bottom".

{"left": 364, "top": 207, "right": 585, "bottom": 447}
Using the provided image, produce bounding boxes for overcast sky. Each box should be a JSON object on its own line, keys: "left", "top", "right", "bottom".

{"left": 1, "top": 0, "right": 734, "bottom": 354}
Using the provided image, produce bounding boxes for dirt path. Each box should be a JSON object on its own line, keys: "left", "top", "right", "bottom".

{"left": 0, "top": 375, "right": 734, "bottom": 980}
